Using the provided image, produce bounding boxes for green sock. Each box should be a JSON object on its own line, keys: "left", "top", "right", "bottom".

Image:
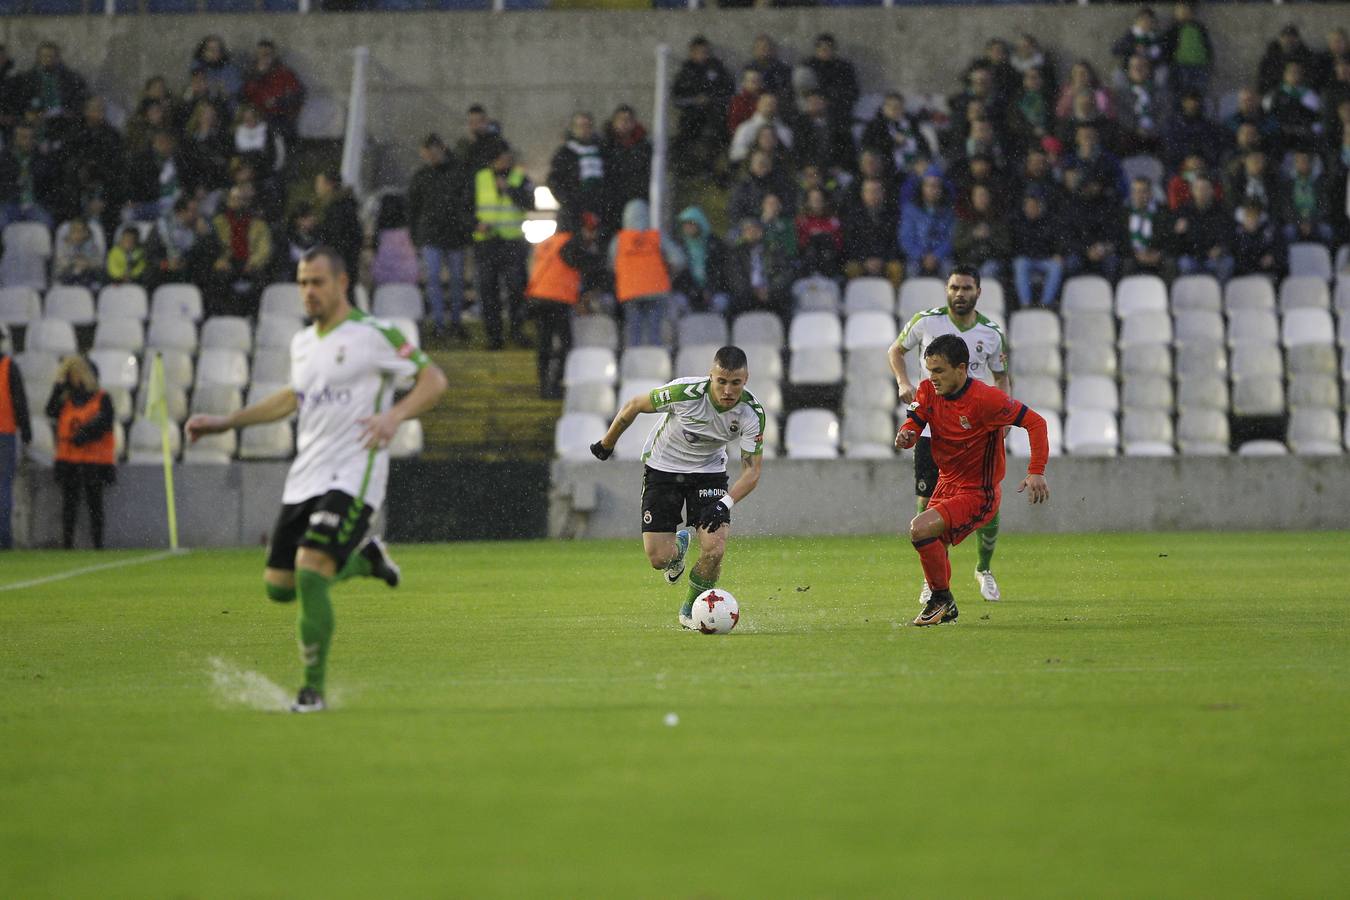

{"left": 915, "top": 496, "right": 930, "bottom": 515}
{"left": 335, "top": 546, "right": 372, "bottom": 583}
{"left": 296, "top": 569, "right": 335, "bottom": 695}
{"left": 976, "top": 512, "right": 1000, "bottom": 573}
{"left": 685, "top": 569, "right": 716, "bottom": 613}
{"left": 265, "top": 582, "right": 296, "bottom": 603}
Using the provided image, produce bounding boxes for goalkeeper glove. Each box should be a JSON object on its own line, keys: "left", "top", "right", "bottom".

{"left": 589, "top": 441, "right": 614, "bottom": 461}
{"left": 695, "top": 498, "right": 733, "bottom": 532}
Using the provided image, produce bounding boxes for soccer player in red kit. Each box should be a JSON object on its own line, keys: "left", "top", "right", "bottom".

{"left": 896, "top": 334, "right": 1050, "bottom": 626}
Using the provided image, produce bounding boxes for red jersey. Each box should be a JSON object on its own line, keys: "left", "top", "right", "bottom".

{"left": 901, "top": 377, "right": 1048, "bottom": 492}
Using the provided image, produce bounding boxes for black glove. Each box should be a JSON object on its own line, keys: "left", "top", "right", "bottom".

{"left": 589, "top": 440, "right": 613, "bottom": 461}
{"left": 695, "top": 498, "right": 732, "bottom": 533}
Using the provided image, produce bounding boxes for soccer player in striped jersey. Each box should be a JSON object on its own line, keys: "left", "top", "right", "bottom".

{"left": 589, "top": 346, "right": 765, "bottom": 630}
{"left": 896, "top": 334, "right": 1049, "bottom": 626}
{"left": 186, "top": 246, "right": 448, "bottom": 712}
{"left": 889, "top": 265, "right": 1011, "bottom": 603}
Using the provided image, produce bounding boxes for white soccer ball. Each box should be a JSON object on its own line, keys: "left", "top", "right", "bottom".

{"left": 691, "top": 588, "right": 740, "bottom": 634}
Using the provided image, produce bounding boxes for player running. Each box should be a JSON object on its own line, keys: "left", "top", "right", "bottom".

{"left": 889, "top": 264, "right": 1010, "bottom": 603}
{"left": 185, "top": 246, "right": 448, "bottom": 712}
{"left": 896, "top": 334, "right": 1048, "bottom": 626}
{"left": 588, "top": 345, "right": 764, "bottom": 630}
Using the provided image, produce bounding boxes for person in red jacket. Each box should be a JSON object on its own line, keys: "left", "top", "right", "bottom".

{"left": 896, "top": 333, "right": 1050, "bottom": 626}
{"left": 242, "top": 39, "right": 304, "bottom": 146}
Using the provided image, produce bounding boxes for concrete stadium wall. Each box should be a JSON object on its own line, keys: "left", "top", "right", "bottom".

{"left": 550, "top": 456, "right": 1350, "bottom": 538}
{"left": 3, "top": 5, "right": 1344, "bottom": 187}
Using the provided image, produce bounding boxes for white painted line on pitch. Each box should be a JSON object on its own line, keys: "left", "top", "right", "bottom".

{"left": 0, "top": 549, "right": 187, "bottom": 593}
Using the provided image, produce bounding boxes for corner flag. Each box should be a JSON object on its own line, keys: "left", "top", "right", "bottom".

{"left": 144, "top": 352, "right": 179, "bottom": 551}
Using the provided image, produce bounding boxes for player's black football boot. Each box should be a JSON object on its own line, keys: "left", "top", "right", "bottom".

{"left": 289, "top": 687, "right": 326, "bottom": 713}
{"left": 913, "top": 589, "right": 958, "bottom": 626}
{"left": 362, "top": 537, "right": 401, "bottom": 588}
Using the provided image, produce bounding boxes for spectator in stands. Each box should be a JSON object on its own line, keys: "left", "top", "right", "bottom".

{"left": 729, "top": 149, "right": 796, "bottom": 229}
{"left": 1224, "top": 149, "right": 1277, "bottom": 216}
{"left": 792, "top": 90, "right": 853, "bottom": 176}
{"left": 1011, "top": 33, "right": 1058, "bottom": 100}
{"left": 125, "top": 98, "right": 170, "bottom": 158}
{"left": 1224, "top": 86, "right": 1279, "bottom": 145}
{"left": 1322, "top": 60, "right": 1350, "bottom": 133}
{"left": 1055, "top": 60, "right": 1113, "bottom": 122}
{"left": 371, "top": 194, "right": 418, "bottom": 288}
{"left": 549, "top": 112, "right": 610, "bottom": 233}
{"left": 1312, "top": 27, "right": 1350, "bottom": 91}
{"left": 47, "top": 355, "right": 115, "bottom": 550}
{"left": 726, "top": 218, "right": 792, "bottom": 323}
{"left": 759, "top": 193, "right": 796, "bottom": 263}
{"left": 1170, "top": 173, "right": 1233, "bottom": 282}
{"left": 961, "top": 118, "right": 1007, "bottom": 173}
{"left": 146, "top": 195, "right": 216, "bottom": 290}
{"left": 408, "top": 133, "right": 473, "bottom": 340}
{"left": 179, "top": 101, "right": 231, "bottom": 198}
{"left": 53, "top": 218, "right": 104, "bottom": 289}
{"left": 795, "top": 187, "right": 842, "bottom": 278}
{"left": 457, "top": 104, "right": 509, "bottom": 174}
{"left": 727, "top": 68, "right": 765, "bottom": 138}
{"left": 1114, "top": 54, "right": 1170, "bottom": 156}
{"left": 1162, "top": 90, "right": 1225, "bottom": 170}
{"left": 313, "top": 169, "right": 362, "bottom": 288}
{"left": 609, "top": 200, "right": 681, "bottom": 349}
{"left": 951, "top": 154, "right": 1008, "bottom": 219}
{"left": 804, "top": 34, "right": 860, "bottom": 134}
{"left": 242, "top": 39, "right": 304, "bottom": 146}
{"left": 748, "top": 122, "right": 794, "bottom": 176}
{"left": 1262, "top": 61, "right": 1322, "bottom": 155}
{"left": 106, "top": 225, "right": 148, "bottom": 286}
{"left": 208, "top": 185, "right": 271, "bottom": 316}
{"left": 748, "top": 34, "right": 793, "bottom": 107}
{"left": 1014, "top": 145, "right": 1064, "bottom": 214}
{"left": 948, "top": 66, "right": 1006, "bottom": 146}
{"left": 1011, "top": 190, "right": 1065, "bottom": 308}
{"left": 1055, "top": 88, "right": 1117, "bottom": 153}
{"left": 1066, "top": 124, "right": 1126, "bottom": 203}
{"left": 0, "top": 44, "right": 22, "bottom": 133}
{"left": 0, "top": 123, "right": 59, "bottom": 229}
{"left": 69, "top": 97, "right": 126, "bottom": 208}
{"left": 56, "top": 213, "right": 106, "bottom": 267}
{"left": 1258, "top": 24, "right": 1316, "bottom": 95}
{"left": 671, "top": 206, "right": 728, "bottom": 315}
{"left": 967, "top": 39, "right": 1019, "bottom": 115}
{"left": 16, "top": 42, "right": 88, "bottom": 140}
{"left": 180, "top": 69, "right": 229, "bottom": 136}
{"left": 125, "top": 130, "right": 182, "bottom": 223}
{"left": 860, "top": 92, "right": 930, "bottom": 178}
{"left": 602, "top": 105, "right": 652, "bottom": 218}
{"left": 281, "top": 202, "right": 320, "bottom": 277}
{"left": 191, "top": 35, "right": 242, "bottom": 109}
{"left": 842, "top": 177, "right": 902, "bottom": 285}
{"left": 1232, "top": 202, "right": 1283, "bottom": 279}
{"left": 1009, "top": 66, "right": 1053, "bottom": 148}
{"left": 1166, "top": 153, "right": 1219, "bottom": 211}
{"left": 1122, "top": 176, "right": 1171, "bottom": 278}
{"left": 0, "top": 322, "right": 32, "bottom": 550}
{"left": 671, "top": 36, "right": 734, "bottom": 175}
{"left": 954, "top": 183, "right": 1011, "bottom": 284}
{"left": 730, "top": 93, "right": 793, "bottom": 166}
{"left": 1112, "top": 6, "right": 1165, "bottom": 73}
{"left": 1061, "top": 170, "right": 1122, "bottom": 283}
{"left": 1276, "top": 149, "right": 1334, "bottom": 244}
{"left": 1222, "top": 121, "right": 1264, "bottom": 175}
{"left": 474, "top": 146, "right": 534, "bottom": 350}
{"left": 899, "top": 173, "right": 956, "bottom": 279}
{"left": 232, "top": 103, "right": 284, "bottom": 185}
{"left": 1161, "top": 1, "right": 1214, "bottom": 101}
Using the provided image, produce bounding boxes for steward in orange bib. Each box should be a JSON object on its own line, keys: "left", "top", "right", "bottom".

{"left": 607, "top": 200, "right": 684, "bottom": 347}
{"left": 527, "top": 211, "right": 607, "bottom": 399}
{"left": 46, "top": 356, "right": 116, "bottom": 549}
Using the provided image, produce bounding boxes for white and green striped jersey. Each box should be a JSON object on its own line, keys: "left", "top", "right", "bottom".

{"left": 641, "top": 377, "right": 766, "bottom": 474}
{"left": 897, "top": 307, "right": 1007, "bottom": 385}
{"left": 284, "top": 308, "right": 428, "bottom": 510}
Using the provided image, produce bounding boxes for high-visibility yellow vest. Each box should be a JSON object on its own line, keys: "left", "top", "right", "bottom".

{"left": 474, "top": 168, "right": 526, "bottom": 241}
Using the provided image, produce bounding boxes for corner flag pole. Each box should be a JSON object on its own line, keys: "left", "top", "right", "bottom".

{"left": 145, "top": 352, "right": 179, "bottom": 551}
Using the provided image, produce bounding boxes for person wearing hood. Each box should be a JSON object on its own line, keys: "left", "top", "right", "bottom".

{"left": 46, "top": 355, "right": 115, "bottom": 550}
{"left": 602, "top": 105, "right": 652, "bottom": 220}
{"left": 671, "top": 207, "right": 729, "bottom": 316}
{"left": 549, "top": 112, "right": 611, "bottom": 233}
{"left": 609, "top": 200, "right": 685, "bottom": 347}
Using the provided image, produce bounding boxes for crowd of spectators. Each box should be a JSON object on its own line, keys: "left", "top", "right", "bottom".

{"left": 0, "top": 34, "right": 335, "bottom": 318}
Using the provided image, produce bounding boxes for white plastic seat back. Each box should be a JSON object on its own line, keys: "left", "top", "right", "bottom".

{"left": 0, "top": 287, "right": 41, "bottom": 324}
{"left": 43, "top": 286, "right": 96, "bottom": 325}
{"left": 1115, "top": 275, "right": 1167, "bottom": 317}
{"left": 93, "top": 318, "right": 144, "bottom": 352}
{"left": 195, "top": 349, "right": 250, "bottom": 388}
{"left": 1061, "top": 275, "right": 1113, "bottom": 316}
{"left": 146, "top": 317, "right": 198, "bottom": 354}
{"left": 1286, "top": 242, "right": 1332, "bottom": 280}
{"left": 792, "top": 276, "right": 841, "bottom": 313}
{"left": 1066, "top": 375, "right": 1119, "bottom": 413}
{"left": 732, "top": 311, "right": 785, "bottom": 347}
{"left": 201, "top": 316, "right": 253, "bottom": 353}
{"left": 614, "top": 412, "right": 663, "bottom": 460}
{"left": 572, "top": 315, "right": 619, "bottom": 350}
{"left": 563, "top": 383, "right": 616, "bottom": 417}
{"left": 843, "top": 312, "right": 897, "bottom": 350}
{"left": 239, "top": 422, "right": 295, "bottom": 460}
{"left": 1064, "top": 409, "right": 1119, "bottom": 456}
{"left": 1009, "top": 309, "right": 1062, "bottom": 348}
{"left": 677, "top": 313, "right": 728, "bottom": 347}
{"left": 562, "top": 348, "right": 618, "bottom": 387}
{"left": 261, "top": 283, "right": 304, "bottom": 319}
{"left": 255, "top": 314, "right": 304, "bottom": 351}
{"left": 620, "top": 346, "right": 672, "bottom": 381}
{"left": 784, "top": 409, "right": 840, "bottom": 458}
{"left": 1170, "top": 275, "right": 1221, "bottom": 313}
{"left": 1281, "top": 308, "right": 1334, "bottom": 348}
{"left": 88, "top": 350, "right": 139, "bottom": 390}
{"left": 151, "top": 284, "right": 204, "bottom": 322}
{"left": 843, "top": 277, "right": 896, "bottom": 314}
{"left": 742, "top": 344, "right": 784, "bottom": 382}
{"left": 372, "top": 283, "right": 424, "bottom": 320}
{"left": 897, "top": 278, "right": 945, "bottom": 322}
{"left": 554, "top": 412, "right": 607, "bottom": 460}
{"left": 1173, "top": 311, "right": 1223, "bottom": 346}
{"left": 788, "top": 312, "right": 843, "bottom": 350}
{"left": 25, "top": 319, "right": 77, "bottom": 355}
{"left": 1223, "top": 275, "right": 1276, "bottom": 314}
{"left": 97, "top": 285, "right": 149, "bottom": 321}
{"left": 788, "top": 348, "right": 843, "bottom": 385}
{"left": 389, "top": 419, "right": 425, "bottom": 459}
{"left": 1118, "top": 311, "right": 1172, "bottom": 346}
{"left": 674, "top": 344, "right": 722, "bottom": 378}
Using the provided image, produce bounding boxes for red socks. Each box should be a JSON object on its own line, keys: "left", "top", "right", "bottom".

{"left": 912, "top": 538, "right": 950, "bottom": 591}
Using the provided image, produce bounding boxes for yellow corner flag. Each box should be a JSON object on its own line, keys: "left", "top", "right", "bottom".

{"left": 144, "top": 352, "right": 179, "bottom": 551}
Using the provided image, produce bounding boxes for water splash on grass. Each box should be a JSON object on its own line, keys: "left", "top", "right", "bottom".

{"left": 208, "top": 656, "right": 290, "bottom": 712}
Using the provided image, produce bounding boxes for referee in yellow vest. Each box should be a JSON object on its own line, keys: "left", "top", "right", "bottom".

{"left": 474, "top": 145, "right": 536, "bottom": 350}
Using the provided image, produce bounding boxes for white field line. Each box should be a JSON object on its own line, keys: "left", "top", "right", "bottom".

{"left": 0, "top": 549, "right": 187, "bottom": 593}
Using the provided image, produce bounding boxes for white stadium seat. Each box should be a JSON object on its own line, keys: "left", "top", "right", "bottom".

{"left": 843, "top": 376, "right": 897, "bottom": 413}
{"left": 554, "top": 412, "right": 606, "bottom": 460}
{"left": 843, "top": 277, "right": 896, "bottom": 314}
{"left": 618, "top": 378, "right": 663, "bottom": 408}
{"left": 1175, "top": 342, "right": 1227, "bottom": 379}
{"left": 1173, "top": 311, "right": 1224, "bottom": 346}
{"left": 389, "top": 419, "right": 424, "bottom": 459}
{"left": 788, "top": 348, "right": 843, "bottom": 386}
{"left": 1010, "top": 344, "right": 1062, "bottom": 379}
{"left": 1062, "top": 312, "right": 1114, "bottom": 347}
{"left": 1064, "top": 342, "right": 1117, "bottom": 379}
{"left": 1223, "top": 275, "right": 1276, "bottom": 314}
{"left": 841, "top": 409, "right": 895, "bottom": 458}
{"left": 1064, "top": 409, "right": 1119, "bottom": 456}
{"left": 190, "top": 384, "right": 243, "bottom": 416}
{"left": 1177, "top": 408, "right": 1230, "bottom": 455}
{"left": 677, "top": 312, "right": 728, "bottom": 347}
{"left": 1279, "top": 276, "right": 1330, "bottom": 312}
{"left": 200, "top": 316, "right": 253, "bottom": 353}
{"left": 255, "top": 314, "right": 304, "bottom": 352}
{"left": 614, "top": 412, "right": 662, "bottom": 460}
{"left": 562, "top": 348, "right": 618, "bottom": 387}
{"left": 372, "top": 283, "right": 424, "bottom": 320}
{"left": 1287, "top": 375, "right": 1339, "bottom": 410}
{"left": 146, "top": 316, "right": 198, "bottom": 354}
{"left": 1281, "top": 308, "right": 1335, "bottom": 348}
{"left": 239, "top": 422, "right": 295, "bottom": 460}
{"left": 792, "top": 275, "right": 841, "bottom": 313}
{"left": 843, "top": 312, "right": 897, "bottom": 350}
{"left": 1287, "top": 242, "right": 1333, "bottom": 280}
{"left": 1006, "top": 410, "right": 1063, "bottom": 457}
{"left": 1121, "top": 409, "right": 1174, "bottom": 448}
{"left": 743, "top": 344, "right": 784, "bottom": 382}
{"left": 24, "top": 319, "right": 77, "bottom": 355}
{"left": 1012, "top": 375, "right": 1063, "bottom": 414}
{"left": 563, "top": 383, "right": 616, "bottom": 417}
{"left": 97, "top": 285, "right": 149, "bottom": 321}
{"left": 1115, "top": 274, "right": 1167, "bottom": 317}
{"left": 260, "top": 283, "right": 304, "bottom": 319}
{"left": 183, "top": 431, "right": 237, "bottom": 464}
{"left": 1121, "top": 374, "right": 1174, "bottom": 412}
{"left": 126, "top": 417, "right": 180, "bottom": 464}
{"left": 844, "top": 349, "right": 892, "bottom": 385}
{"left": 1229, "top": 343, "right": 1283, "bottom": 380}
{"left": 43, "top": 286, "right": 96, "bottom": 325}
{"left": 195, "top": 349, "right": 249, "bottom": 389}
{"left": 1237, "top": 440, "right": 1288, "bottom": 457}
{"left": 675, "top": 343, "right": 721, "bottom": 378}
{"left": 898, "top": 277, "right": 945, "bottom": 322}
{"left": 572, "top": 315, "right": 619, "bottom": 351}
{"left": 784, "top": 409, "right": 840, "bottom": 458}
{"left": 88, "top": 350, "right": 139, "bottom": 390}
{"left": 619, "top": 346, "right": 672, "bottom": 382}
{"left": 251, "top": 349, "right": 290, "bottom": 385}
{"left": 1120, "top": 344, "right": 1172, "bottom": 378}
{"left": 1225, "top": 309, "right": 1278, "bottom": 347}
{"left": 1009, "top": 309, "right": 1061, "bottom": 348}
{"left": 1170, "top": 275, "right": 1222, "bottom": 313}
{"left": 1287, "top": 409, "right": 1343, "bottom": 455}
{"left": 732, "top": 311, "right": 785, "bottom": 348}
{"left": 788, "top": 312, "right": 843, "bottom": 350}
{"left": 151, "top": 284, "right": 204, "bottom": 322}
{"left": 1118, "top": 311, "right": 1172, "bottom": 346}
{"left": 1231, "top": 376, "right": 1285, "bottom": 416}
{"left": 1066, "top": 375, "right": 1119, "bottom": 413}
{"left": 1061, "top": 275, "right": 1113, "bottom": 316}
{"left": 93, "top": 318, "right": 144, "bottom": 352}
{"left": 0, "top": 286, "right": 41, "bottom": 324}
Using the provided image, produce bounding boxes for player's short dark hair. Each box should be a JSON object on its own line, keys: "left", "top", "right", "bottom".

{"left": 713, "top": 345, "right": 748, "bottom": 373}
{"left": 467, "top": 103, "right": 486, "bottom": 115}
{"left": 947, "top": 264, "right": 981, "bottom": 290}
{"left": 925, "top": 334, "right": 970, "bottom": 369}
{"left": 422, "top": 132, "right": 445, "bottom": 149}
{"left": 300, "top": 245, "right": 347, "bottom": 278}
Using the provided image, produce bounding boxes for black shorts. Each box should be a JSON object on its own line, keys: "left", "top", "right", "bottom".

{"left": 266, "top": 490, "right": 373, "bottom": 571}
{"left": 914, "top": 436, "right": 938, "bottom": 498}
{"left": 641, "top": 466, "right": 729, "bottom": 533}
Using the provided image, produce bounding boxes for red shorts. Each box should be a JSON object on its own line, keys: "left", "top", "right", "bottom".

{"left": 928, "top": 482, "right": 1001, "bottom": 547}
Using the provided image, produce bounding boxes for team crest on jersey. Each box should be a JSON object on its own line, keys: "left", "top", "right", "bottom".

{"left": 335, "top": 346, "right": 346, "bottom": 365}
{"left": 959, "top": 415, "right": 972, "bottom": 430}
{"left": 975, "top": 342, "right": 984, "bottom": 354}
{"left": 729, "top": 421, "right": 739, "bottom": 433}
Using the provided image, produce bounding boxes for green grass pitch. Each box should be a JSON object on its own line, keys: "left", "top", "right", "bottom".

{"left": 2, "top": 532, "right": 1348, "bottom": 898}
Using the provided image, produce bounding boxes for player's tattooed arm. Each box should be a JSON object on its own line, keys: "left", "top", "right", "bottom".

{"left": 727, "top": 450, "right": 763, "bottom": 503}
{"left": 592, "top": 392, "right": 657, "bottom": 459}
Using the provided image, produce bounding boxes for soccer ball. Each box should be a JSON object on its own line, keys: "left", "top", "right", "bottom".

{"left": 691, "top": 589, "right": 740, "bottom": 634}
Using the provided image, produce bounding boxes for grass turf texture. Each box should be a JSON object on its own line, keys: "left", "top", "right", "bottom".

{"left": 2, "top": 532, "right": 1348, "bottom": 898}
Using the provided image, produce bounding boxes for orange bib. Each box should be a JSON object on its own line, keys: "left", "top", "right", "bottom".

{"left": 525, "top": 233, "right": 581, "bottom": 304}
{"left": 56, "top": 390, "right": 115, "bottom": 465}
{"left": 614, "top": 229, "right": 671, "bottom": 302}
